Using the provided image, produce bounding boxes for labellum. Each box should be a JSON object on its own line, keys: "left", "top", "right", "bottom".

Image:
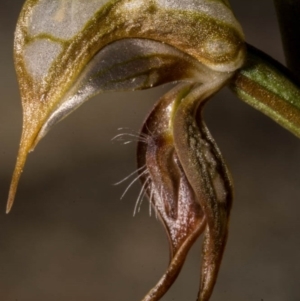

{"left": 7, "top": 0, "right": 300, "bottom": 300}
{"left": 137, "top": 82, "right": 233, "bottom": 301}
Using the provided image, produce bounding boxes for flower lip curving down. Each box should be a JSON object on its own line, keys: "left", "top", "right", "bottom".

{"left": 7, "top": 1, "right": 300, "bottom": 301}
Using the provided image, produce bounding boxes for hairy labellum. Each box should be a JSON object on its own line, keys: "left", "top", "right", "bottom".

{"left": 7, "top": 0, "right": 300, "bottom": 301}
{"left": 137, "top": 83, "right": 233, "bottom": 301}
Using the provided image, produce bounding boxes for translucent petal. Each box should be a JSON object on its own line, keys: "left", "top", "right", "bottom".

{"left": 9, "top": 0, "right": 245, "bottom": 217}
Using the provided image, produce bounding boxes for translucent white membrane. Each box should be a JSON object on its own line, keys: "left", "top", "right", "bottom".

{"left": 34, "top": 38, "right": 210, "bottom": 144}
{"left": 29, "top": 0, "right": 110, "bottom": 40}
{"left": 24, "top": 39, "right": 63, "bottom": 81}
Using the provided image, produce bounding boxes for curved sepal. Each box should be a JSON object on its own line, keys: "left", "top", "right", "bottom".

{"left": 137, "top": 79, "right": 233, "bottom": 300}
{"left": 172, "top": 79, "right": 233, "bottom": 301}
{"left": 137, "top": 84, "right": 207, "bottom": 301}
{"left": 8, "top": 0, "right": 245, "bottom": 212}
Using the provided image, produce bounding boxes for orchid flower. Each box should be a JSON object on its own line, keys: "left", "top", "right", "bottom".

{"left": 7, "top": 1, "right": 300, "bottom": 301}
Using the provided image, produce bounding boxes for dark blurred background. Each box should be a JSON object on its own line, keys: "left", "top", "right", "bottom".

{"left": 0, "top": 1, "right": 300, "bottom": 300}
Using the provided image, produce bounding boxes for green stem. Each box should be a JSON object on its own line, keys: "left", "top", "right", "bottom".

{"left": 230, "top": 44, "right": 300, "bottom": 138}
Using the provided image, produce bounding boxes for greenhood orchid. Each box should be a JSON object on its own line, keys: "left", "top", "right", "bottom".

{"left": 7, "top": 1, "right": 300, "bottom": 300}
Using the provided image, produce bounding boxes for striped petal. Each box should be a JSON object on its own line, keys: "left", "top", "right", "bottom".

{"left": 8, "top": 0, "right": 245, "bottom": 212}
{"left": 137, "top": 77, "right": 233, "bottom": 300}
